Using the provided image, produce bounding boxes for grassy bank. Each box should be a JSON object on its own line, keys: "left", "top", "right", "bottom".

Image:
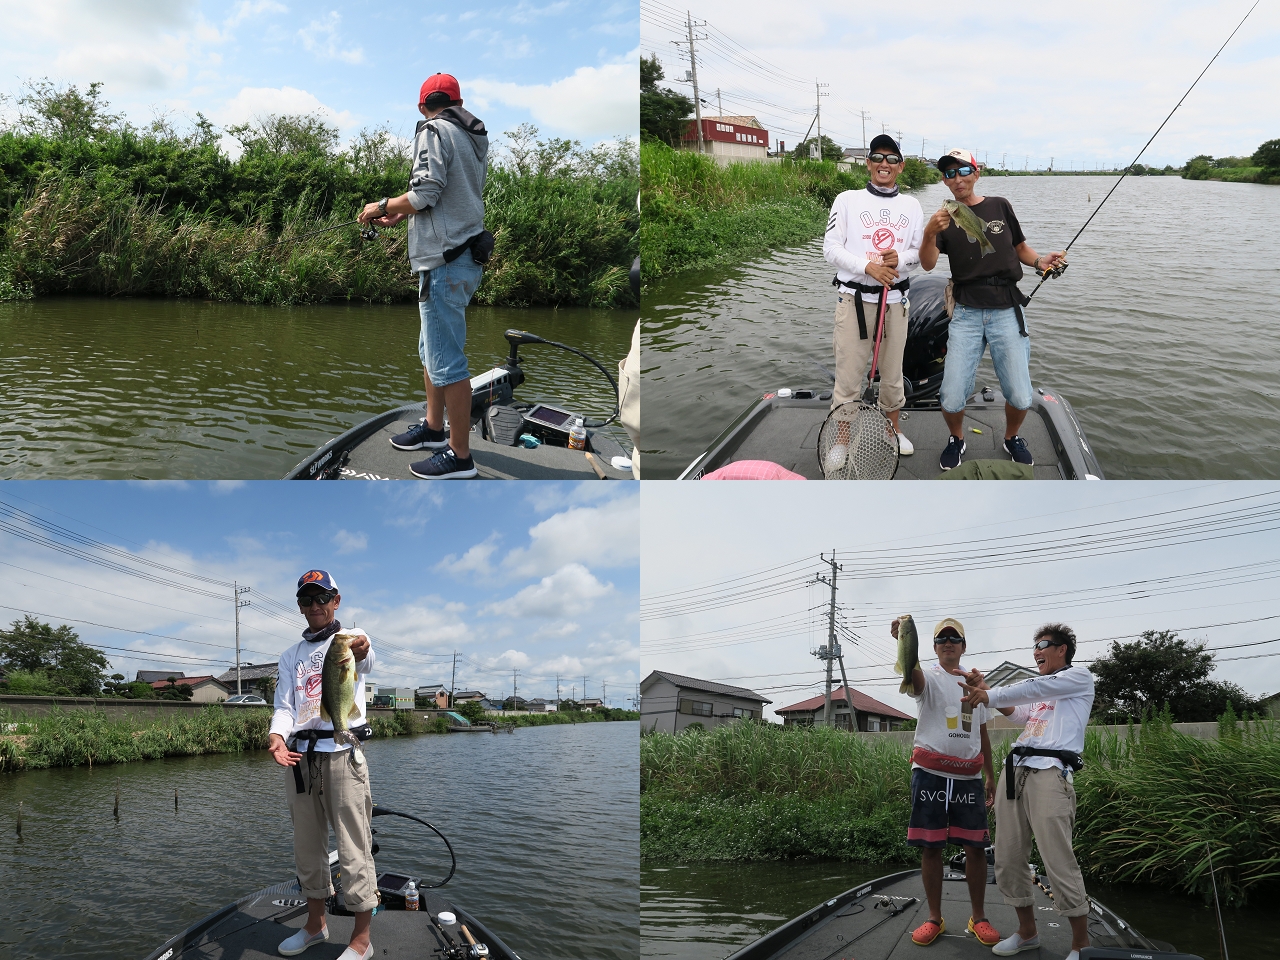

{"left": 641, "top": 142, "right": 867, "bottom": 284}
{"left": 641, "top": 718, "right": 1280, "bottom": 905}
{"left": 491, "top": 709, "right": 640, "bottom": 727}
{"left": 0, "top": 126, "right": 638, "bottom": 307}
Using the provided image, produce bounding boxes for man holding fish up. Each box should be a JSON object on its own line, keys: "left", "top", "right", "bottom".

{"left": 268, "top": 570, "right": 379, "bottom": 960}
{"left": 822, "top": 134, "right": 925, "bottom": 467}
{"left": 918, "top": 149, "right": 1066, "bottom": 472}
{"left": 957, "top": 624, "right": 1094, "bottom": 960}
{"left": 892, "top": 615, "right": 1000, "bottom": 948}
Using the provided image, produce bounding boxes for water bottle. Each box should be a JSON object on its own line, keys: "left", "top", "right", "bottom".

{"left": 405, "top": 881, "right": 419, "bottom": 911}
{"left": 567, "top": 418, "right": 587, "bottom": 450}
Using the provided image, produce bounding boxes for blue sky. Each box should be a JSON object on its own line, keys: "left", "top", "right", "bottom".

{"left": 641, "top": 482, "right": 1280, "bottom": 722}
{"left": 0, "top": 0, "right": 638, "bottom": 153}
{"left": 0, "top": 481, "right": 639, "bottom": 706}
{"left": 642, "top": 0, "right": 1280, "bottom": 169}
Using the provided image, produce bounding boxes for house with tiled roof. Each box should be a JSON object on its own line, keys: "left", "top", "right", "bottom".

{"left": 149, "top": 675, "right": 231, "bottom": 704}
{"left": 640, "top": 670, "right": 772, "bottom": 734}
{"left": 775, "top": 685, "right": 912, "bottom": 732}
{"left": 214, "top": 663, "right": 278, "bottom": 700}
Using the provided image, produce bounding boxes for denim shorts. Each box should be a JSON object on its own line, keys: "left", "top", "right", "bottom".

{"left": 418, "top": 251, "right": 483, "bottom": 387}
{"left": 939, "top": 303, "right": 1033, "bottom": 413}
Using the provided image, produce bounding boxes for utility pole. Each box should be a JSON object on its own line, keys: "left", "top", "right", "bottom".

{"left": 1025, "top": 155, "right": 1029, "bottom": 171}
{"left": 1002, "top": 152, "right": 1007, "bottom": 170}
{"left": 921, "top": 138, "right": 926, "bottom": 160}
{"left": 716, "top": 87, "right": 722, "bottom": 117}
{"left": 449, "top": 651, "right": 457, "bottom": 708}
{"left": 815, "top": 80, "right": 829, "bottom": 159}
{"left": 857, "top": 109, "right": 870, "bottom": 150}
{"left": 583, "top": 676, "right": 588, "bottom": 705}
{"left": 602, "top": 679, "right": 607, "bottom": 708}
{"left": 810, "top": 551, "right": 844, "bottom": 727}
{"left": 233, "top": 583, "right": 250, "bottom": 695}
{"left": 1049, "top": 156, "right": 1054, "bottom": 173}
{"left": 556, "top": 674, "right": 561, "bottom": 705}
{"left": 896, "top": 129, "right": 902, "bottom": 148}
{"left": 672, "top": 12, "right": 708, "bottom": 153}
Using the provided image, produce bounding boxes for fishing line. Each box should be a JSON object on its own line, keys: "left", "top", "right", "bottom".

{"left": 1025, "top": 0, "right": 1260, "bottom": 302}
{"left": 252, "top": 218, "right": 389, "bottom": 253}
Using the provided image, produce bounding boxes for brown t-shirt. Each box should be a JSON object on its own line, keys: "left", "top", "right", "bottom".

{"left": 934, "top": 196, "right": 1026, "bottom": 309}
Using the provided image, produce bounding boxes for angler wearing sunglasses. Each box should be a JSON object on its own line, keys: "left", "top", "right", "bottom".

{"left": 956, "top": 624, "right": 1095, "bottom": 960}
{"left": 918, "top": 149, "right": 1066, "bottom": 473}
{"left": 822, "top": 134, "right": 925, "bottom": 466}
{"left": 267, "top": 569, "right": 379, "bottom": 960}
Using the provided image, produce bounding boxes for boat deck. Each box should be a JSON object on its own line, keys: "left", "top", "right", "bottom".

{"left": 727, "top": 867, "right": 1180, "bottom": 960}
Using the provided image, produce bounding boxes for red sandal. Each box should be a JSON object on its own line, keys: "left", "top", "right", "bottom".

{"left": 912, "top": 917, "right": 945, "bottom": 945}
{"left": 968, "top": 917, "right": 1001, "bottom": 945}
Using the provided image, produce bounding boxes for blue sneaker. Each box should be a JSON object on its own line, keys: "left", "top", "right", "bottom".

{"left": 1003, "top": 435, "right": 1034, "bottom": 466}
{"left": 940, "top": 435, "right": 966, "bottom": 471}
{"left": 390, "top": 420, "right": 448, "bottom": 451}
{"left": 410, "top": 447, "right": 478, "bottom": 480}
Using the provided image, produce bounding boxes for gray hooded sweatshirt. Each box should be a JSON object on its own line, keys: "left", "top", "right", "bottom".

{"left": 406, "top": 106, "right": 488, "bottom": 273}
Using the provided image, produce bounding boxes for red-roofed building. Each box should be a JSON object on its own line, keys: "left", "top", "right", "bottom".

{"left": 680, "top": 115, "right": 771, "bottom": 159}
{"left": 775, "top": 686, "right": 912, "bottom": 732}
{"left": 149, "top": 675, "right": 231, "bottom": 704}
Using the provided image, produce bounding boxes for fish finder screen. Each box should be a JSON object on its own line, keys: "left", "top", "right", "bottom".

{"left": 528, "top": 405, "right": 572, "bottom": 428}
{"left": 377, "top": 873, "right": 412, "bottom": 892}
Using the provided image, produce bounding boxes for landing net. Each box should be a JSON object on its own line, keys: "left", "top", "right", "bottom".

{"left": 818, "top": 401, "right": 899, "bottom": 480}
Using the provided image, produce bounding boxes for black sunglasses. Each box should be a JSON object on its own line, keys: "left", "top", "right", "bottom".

{"left": 298, "top": 591, "right": 337, "bottom": 607}
{"left": 869, "top": 152, "right": 902, "bottom": 165}
{"left": 943, "top": 164, "right": 976, "bottom": 179}
{"left": 934, "top": 634, "right": 964, "bottom": 644}
{"left": 1034, "top": 638, "right": 1066, "bottom": 650}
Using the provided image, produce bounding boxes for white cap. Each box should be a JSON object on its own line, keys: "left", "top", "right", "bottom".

{"left": 438, "top": 911, "right": 457, "bottom": 925}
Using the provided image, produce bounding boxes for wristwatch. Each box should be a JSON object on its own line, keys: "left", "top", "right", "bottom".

{"left": 377, "top": 197, "right": 389, "bottom": 217}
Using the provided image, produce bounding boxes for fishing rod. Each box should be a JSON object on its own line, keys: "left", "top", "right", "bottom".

{"left": 253, "top": 218, "right": 387, "bottom": 253}
{"left": 1025, "top": 0, "right": 1260, "bottom": 303}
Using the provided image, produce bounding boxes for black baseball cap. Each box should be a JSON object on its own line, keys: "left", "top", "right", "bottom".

{"left": 868, "top": 134, "right": 901, "bottom": 156}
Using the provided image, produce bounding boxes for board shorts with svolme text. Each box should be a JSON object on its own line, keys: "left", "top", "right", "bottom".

{"left": 907, "top": 768, "right": 989, "bottom": 848}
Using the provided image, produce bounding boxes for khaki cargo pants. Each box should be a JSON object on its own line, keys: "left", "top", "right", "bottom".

{"left": 286, "top": 749, "right": 378, "bottom": 913}
{"left": 994, "top": 764, "right": 1089, "bottom": 917}
{"left": 832, "top": 294, "right": 907, "bottom": 413}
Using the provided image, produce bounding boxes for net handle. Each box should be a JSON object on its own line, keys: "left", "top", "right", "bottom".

{"left": 867, "top": 285, "right": 890, "bottom": 394}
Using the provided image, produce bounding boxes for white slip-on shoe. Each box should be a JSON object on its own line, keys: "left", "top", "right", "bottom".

{"left": 278, "top": 926, "right": 328, "bottom": 956}
{"left": 824, "top": 443, "right": 848, "bottom": 473}
{"left": 896, "top": 432, "right": 914, "bottom": 456}
{"left": 335, "top": 945, "right": 373, "bottom": 960}
{"left": 991, "top": 931, "right": 1041, "bottom": 955}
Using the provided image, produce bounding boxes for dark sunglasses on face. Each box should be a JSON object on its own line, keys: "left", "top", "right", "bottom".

{"left": 869, "top": 153, "right": 903, "bottom": 165}
{"left": 943, "top": 164, "right": 976, "bottom": 179}
{"left": 1034, "top": 638, "right": 1065, "bottom": 651}
{"left": 934, "top": 634, "right": 963, "bottom": 645}
{"left": 298, "top": 591, "right": 337, "bottom": 607}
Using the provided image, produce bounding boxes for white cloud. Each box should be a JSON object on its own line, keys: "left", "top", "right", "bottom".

{"left": 225, "top": 0, "right": 287, "bottom": 28}
{"left": 210, "top": 480, "right": 245, "bottom": 494}
{"left": 299, "top": 11, "right": 364, "bottom": 65}
{"left": 484, "top": 563, "right": 612, "bottom": 618}
{"left": 332, "top": 529, "right": 368, "bottom": 554}
{"left": 434, "top": 533, "right": 501, "bottom": 576}
{"left": 467, "top": 47, "right": 639, "bottom": 137}
{"left": 501, "top": 493, "right": 639, "bottom": 578}
{"left": 217, "top": 85, "right": 355, "bottom": 127}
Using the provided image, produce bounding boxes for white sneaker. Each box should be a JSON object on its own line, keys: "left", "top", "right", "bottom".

{"left": 992, "top": 931, "right": 1041, "bottom": 955}
{"left": 278, "top": 926, "right": 328, "bottom": 956}
{"left": 824, "top": 443, "right": 848, "bottom": 473}
{"left": 895, "top": 431, "right": 914, "bottom": 456}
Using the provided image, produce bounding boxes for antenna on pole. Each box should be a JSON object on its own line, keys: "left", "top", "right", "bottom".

{"left": 233, "top": 583, "right": 250, "bottom": 696}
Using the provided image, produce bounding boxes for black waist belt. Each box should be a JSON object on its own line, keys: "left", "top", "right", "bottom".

{"left": 953, "top": 276, "right": 1030, "bottom": 337}
{"left": 1005, "top": 745, "right": 1084, "bottom": 799}
{"left": 443, "top": 229, "right": 495, "bottom": 265}
{"left": 832, "top": 277, "right": 910, "bottom": 340}
{"left": 289, "top": 725, "right": 373, "bottom": 794}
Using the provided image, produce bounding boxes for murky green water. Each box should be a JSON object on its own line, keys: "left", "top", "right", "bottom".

{"left": 0, "top": 299, "right": 637, "bottom": 478}
{"left": 642, "top": 176, "right": 1280, "bottom": 479}
{"left": 641, "top": 860, "right": 1274, "bottom": 959}
{"left": 0, "top": 722, "right": 639, "bottom": 960}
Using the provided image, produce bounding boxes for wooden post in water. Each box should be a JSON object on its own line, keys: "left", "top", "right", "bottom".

{"left": 174, "top": 789, "right": 179, "bottom": 813}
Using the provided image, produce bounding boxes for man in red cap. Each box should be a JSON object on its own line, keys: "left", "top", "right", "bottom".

{"left": 358, "top": 73, "right": 490, "bottom": 479}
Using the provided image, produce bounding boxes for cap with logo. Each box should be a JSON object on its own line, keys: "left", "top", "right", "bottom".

{"left": 936, "top": 148, "right": 979, "bottom": 172}
{"left": 933, "top": 617, "right": 966, "bottom": 641}
{"left": 296, "top": 569, "right": 338, "bottom": 595}
{"left": 868, "top": 133, "right": 901, "bottom": 157}
{"left": 420, "top": 73, "right": 461, "bottom": 106}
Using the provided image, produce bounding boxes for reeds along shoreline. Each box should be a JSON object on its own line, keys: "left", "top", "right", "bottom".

{"left": 639, "top": 140, "right": 939, "bottom": 285}
{"left": 640, "top": 716, "right": 1280, "bottom": 905}
{"left": 0, "top": 131, "right": 638, "bottom": 307}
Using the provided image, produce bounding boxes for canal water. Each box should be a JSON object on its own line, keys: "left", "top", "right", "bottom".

{"left": 0, "top": 300, "right": 637, "bottom": 479}
{"left": 0, "top": 721, "right": 639, "bottom": 960}
{"left": 641, "top": 860, "right": 1274, "bottom": 959}
{"left": 641, "top": 175, "right": 1280, "bottom": 479}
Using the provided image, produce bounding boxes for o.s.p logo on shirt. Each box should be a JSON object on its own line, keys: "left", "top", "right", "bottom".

{"left": 305, "top": 674, "right": 323, "bottom": 699}
{"left": 872, "top": 227, "right": 896, "bottom": 250}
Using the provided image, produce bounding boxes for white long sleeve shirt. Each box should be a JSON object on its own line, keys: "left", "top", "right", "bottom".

{"left": 986, "top": 666, "right": 1095, "bottom": 771}
{"left": 823, "top": 186, "right": 925, "bottom": 305}
{"left": 269, "top": 628, "right": 376, "bottom": 751}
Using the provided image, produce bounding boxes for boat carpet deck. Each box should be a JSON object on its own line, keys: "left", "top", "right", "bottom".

{"left": 721, "top": 404, "right": 1063, "bottom": 480}
{"left": 730, "top": 868, "right": 1178, "bottom": 960}
{"left": 337, "top": 405, "right": 632, "bottom": 481}
{"left": 159, "top": 881, "right": 518, "bottom": 960}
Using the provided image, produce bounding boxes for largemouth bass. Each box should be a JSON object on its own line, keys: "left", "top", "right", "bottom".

{"left": 894, "top": 614, "right": 920, "bottom": 695}
{"left": 321, "top": 632, "right": 365, "bottom": 765}
{"left": 943, "top": 200, "right": 996, "bottom": 256}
